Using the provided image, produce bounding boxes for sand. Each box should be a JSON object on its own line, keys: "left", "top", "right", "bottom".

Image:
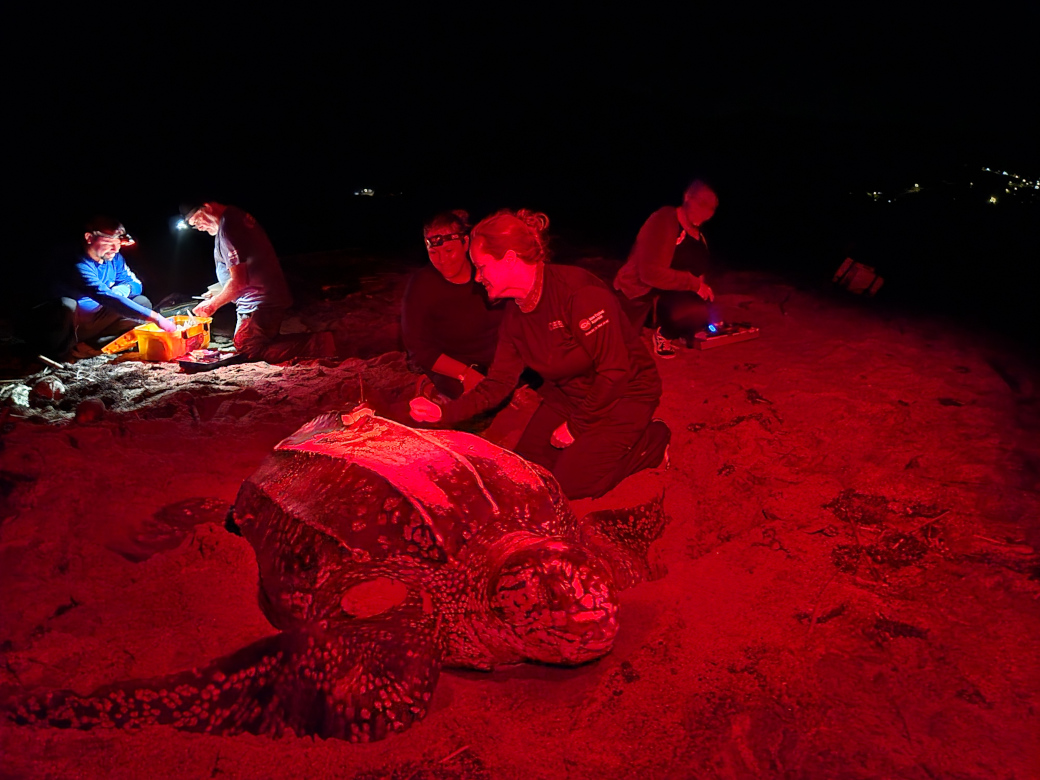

{"left": 1, "top": 258, "right": 1038, "bottom": 779}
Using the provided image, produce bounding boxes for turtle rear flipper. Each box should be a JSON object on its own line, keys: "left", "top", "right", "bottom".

{"left": 11, "top": 606, "right": 442, "bottom": 742}
{"left": 107, "top": 497, "right": 232, "bottom": 562}
{"left": 579, "top": 495, "right": 668, "bottom": 590}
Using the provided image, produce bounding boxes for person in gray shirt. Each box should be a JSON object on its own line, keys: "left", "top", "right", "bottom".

{"left": 184, "top": 202, "right": 333, "bottom": 362}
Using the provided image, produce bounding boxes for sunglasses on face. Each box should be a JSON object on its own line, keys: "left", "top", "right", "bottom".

{"left": 424, "top": 232, "right": 466, "bottom": 249}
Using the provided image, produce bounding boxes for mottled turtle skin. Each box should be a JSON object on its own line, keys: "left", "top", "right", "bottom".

{"left": 14, "top": 409, "right": 665, "bottom": 742}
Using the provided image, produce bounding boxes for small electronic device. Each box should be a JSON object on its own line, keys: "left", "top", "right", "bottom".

{"left": 690, "top": 322, "right": 760, "bottom": 350}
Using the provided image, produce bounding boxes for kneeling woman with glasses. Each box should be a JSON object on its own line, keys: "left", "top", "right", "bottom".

{"left": 410, "top": 209, "right": 670, "bottom": 500}
{"left": 401, "top": 210, "right": 505, "bottom": 400}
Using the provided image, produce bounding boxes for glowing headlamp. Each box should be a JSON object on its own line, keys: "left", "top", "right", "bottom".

{"left": 91, "top": 229, "right": 135, "bottom": 247}
{"left": 425, "top": 232, "right": 467, "bottom": 249}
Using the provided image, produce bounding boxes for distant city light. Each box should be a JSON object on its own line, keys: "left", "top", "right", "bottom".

{"left": 980, "top": 166, "right": 1038, "bottom": 188}
{"left": 864, "top": 168, "right": 1036, "bottom": 206}
{"left": 979, "top": 166, "right": 1039, "bottom": 202}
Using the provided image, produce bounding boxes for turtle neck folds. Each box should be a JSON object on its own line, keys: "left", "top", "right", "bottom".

{"left": 517, "top": 263, "right": 545, "bottom": 314}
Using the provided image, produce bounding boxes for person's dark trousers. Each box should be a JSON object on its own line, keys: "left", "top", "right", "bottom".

{"left": 514, "top": 397, "right": 669, "bottom": 500}
{"left": 20, "top": 298, "right": 78, "bottom": 359}
{"left": 656, "top": 290, "right": 712, "bottom": 342}
{"left": 234, "top": 306, "right": 336, "bottom": 363}
{"left": 617, "top": 288, "right": 726, "bottom": 343}
{"left": 614, "top": 289, "right": 655, "bottom": 340}
{"left": 75, "top": 295, "right": 152, "bottom": 347}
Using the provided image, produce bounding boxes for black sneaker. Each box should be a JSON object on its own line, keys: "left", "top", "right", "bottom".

{"left": 652, "top": 328, "right": 678, "bottom": 359}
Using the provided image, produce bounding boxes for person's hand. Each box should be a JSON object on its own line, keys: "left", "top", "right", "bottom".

{"left": 110, "top": 284, "right": 131, "bottom": 297}
{"left": 461, "top": 366, "right": 485, "bottom": 393}
{"left": 416, "top": 375, "right": 438, "bottom": 400}
{"left": 154, "top": 314, "right": 177, "bottom": 333}
{"left": 696, "top": 275, "right": 714, "bottom": 302}
{"left": 550, "top": 422, "right": 575, "bottom": 448}
{"left": 409, "top": 396, "right": 443, "bottom": 423}
{"left": 192, "top": 301, "right": 215, "bottom": 318}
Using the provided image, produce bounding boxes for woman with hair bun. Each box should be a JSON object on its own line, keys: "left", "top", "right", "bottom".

{"left": 411, "top": 208, "right": 670, "bottom": 500}
{"left": 401, "top": 210, "right": 505, "bottom": 399}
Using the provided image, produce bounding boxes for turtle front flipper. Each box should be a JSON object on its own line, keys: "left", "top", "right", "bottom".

{"left": 579, "top": 495, "right": 668, "bottom": 590}
{"left": 11, "top": 605, "right": 443, "bottom": 743}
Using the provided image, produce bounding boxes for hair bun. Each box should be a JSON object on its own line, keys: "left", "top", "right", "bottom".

{"left": 470, "top": 208, "right": 552, "bottom": 266}
{"left": 515, "top": 209, "right": 550, "bottom": 234}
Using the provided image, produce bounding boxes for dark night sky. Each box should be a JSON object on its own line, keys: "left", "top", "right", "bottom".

{"left": 6, "top": 7, "right": 1038, "bottom": 289}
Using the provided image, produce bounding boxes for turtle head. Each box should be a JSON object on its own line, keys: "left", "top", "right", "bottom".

{"left": 487, "top": 536, "right": 619, "bottom": 665}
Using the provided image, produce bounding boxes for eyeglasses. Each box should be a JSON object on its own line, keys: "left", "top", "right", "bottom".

{"left": 424, "top": 232, "right": 466, "bottom": 249}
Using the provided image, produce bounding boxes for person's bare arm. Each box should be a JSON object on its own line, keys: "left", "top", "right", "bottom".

{"left": 193, "top": 264, "right": 247, "bottom": 317}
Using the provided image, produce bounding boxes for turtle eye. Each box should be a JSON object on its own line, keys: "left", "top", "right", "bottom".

{"left": 489, "top": 558, "right": 546, "bottom": 624}
{"left": 489, "top": 545, "right": 619, "bottom": 665}
{"left": 290, "top": 550, "right": 317, "bottom": 574}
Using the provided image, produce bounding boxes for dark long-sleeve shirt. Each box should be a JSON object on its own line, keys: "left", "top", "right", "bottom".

{"left": 442, "top": 265, "right": 661, "bottom": 436}
{"left": 613, "top": 206, "right": 709, "bottom": 299}
{"left": 400, "top": 265, "right": 504, "bottom": 373}
{"left": 55, "top": 251, "right": 152, "bottom": 321}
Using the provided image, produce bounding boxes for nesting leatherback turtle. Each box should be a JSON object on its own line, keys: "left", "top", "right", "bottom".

{"left": 13, "top": 408, "right": 666, "bottom": 742}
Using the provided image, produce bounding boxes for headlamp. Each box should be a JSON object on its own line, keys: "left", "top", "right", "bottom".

{"left": 425, "top": 232, "right": 467, "bottom": 249}
{"left": 92, "top": 229, "right": 134, "bottom": 247}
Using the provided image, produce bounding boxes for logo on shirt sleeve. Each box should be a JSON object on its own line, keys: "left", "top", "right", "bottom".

{"left": 579, "top": 309, "right": 609, "bottom": 335}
